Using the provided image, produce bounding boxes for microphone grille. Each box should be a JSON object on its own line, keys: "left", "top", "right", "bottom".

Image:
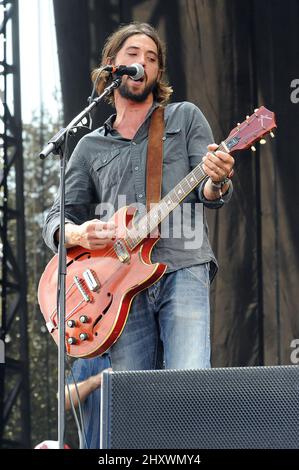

{"left": 131, "top": 63, "right": 144, "bottom": 81}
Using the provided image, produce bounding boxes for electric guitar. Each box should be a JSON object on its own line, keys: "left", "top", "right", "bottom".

{"left": 38, "top": 106, "right": 276, "bottom": 358}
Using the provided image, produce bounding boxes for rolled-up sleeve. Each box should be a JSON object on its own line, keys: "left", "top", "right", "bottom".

{"left": 197, "top": 178, "right": 233, "bottom": 208}
{"left": 42, "top": 139, "right": 95, "bottom": 253}
{"left": 184, "top": 102, "right": 233, "bottom": 208}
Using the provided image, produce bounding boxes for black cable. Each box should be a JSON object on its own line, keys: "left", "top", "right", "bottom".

{"left": 66, "top": 358, "right": 88, "bottom": 449}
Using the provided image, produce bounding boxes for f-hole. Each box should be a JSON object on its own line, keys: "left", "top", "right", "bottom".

{"left": 66, "top": 252, "right": 91, "bottom": 268}
{"left": 93, "top": 293, "right": 113, "bottom": 332}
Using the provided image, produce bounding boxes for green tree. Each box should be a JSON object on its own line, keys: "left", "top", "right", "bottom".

{"left": 22, "top": 110, "right": 61, "bottom": 445}
{"left": 4, "top": 99, "right": 89, "bottom": 447}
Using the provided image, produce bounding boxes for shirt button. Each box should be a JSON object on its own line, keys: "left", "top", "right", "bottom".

{"left": 135, "top": 166, "right": 139, "bottom": 171}
{"left": 132, "top": 141, "right": 137, "bottom": 146}
{"left": 138, "top": 194, "right": 143, "bottom": 198}
{"left": 103, "top": 158, "right": 107, "bottom": 163}
{"left": 162, "top": 136, "right": 166, "bottom": 141}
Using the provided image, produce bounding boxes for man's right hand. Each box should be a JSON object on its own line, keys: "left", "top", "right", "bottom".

{"left": 63, "top": 219, "right": 117, "bottom": 250}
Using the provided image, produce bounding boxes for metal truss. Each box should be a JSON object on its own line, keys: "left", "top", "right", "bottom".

{"left": 0, "top": 0, "right": 30, "bottom": 448}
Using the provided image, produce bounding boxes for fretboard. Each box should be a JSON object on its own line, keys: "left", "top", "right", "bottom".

{"left": 125, "top": 142, "right": 227, "bottom": 250}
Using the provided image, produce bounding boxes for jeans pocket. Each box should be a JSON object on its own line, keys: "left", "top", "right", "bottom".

{"left": 185, "top": 264, "right": 210, "bottom": 288}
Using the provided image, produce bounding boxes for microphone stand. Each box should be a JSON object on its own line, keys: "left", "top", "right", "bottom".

{"left": 39, "top": 77, "right": 121, "bottom": 449}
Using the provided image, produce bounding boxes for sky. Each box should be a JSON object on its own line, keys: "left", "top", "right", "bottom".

{"left": 19, "top": 0, "right": 61, "bottom": 123}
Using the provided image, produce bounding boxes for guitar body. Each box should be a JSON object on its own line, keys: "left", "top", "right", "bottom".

{"left": 38, "top": 206, "right": 167, "bottom": 358}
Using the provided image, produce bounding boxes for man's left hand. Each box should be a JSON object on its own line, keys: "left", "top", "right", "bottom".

{"left": 202, "top": 143, "right": 234, "bottom": 182}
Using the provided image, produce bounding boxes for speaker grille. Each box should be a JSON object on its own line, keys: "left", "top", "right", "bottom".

{"left": 101, "top": 365, "right": 299, "bottom": 449}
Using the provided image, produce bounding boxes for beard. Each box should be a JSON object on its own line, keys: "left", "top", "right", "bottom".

{"left": 118, "top": 77, "right": 157, "bottom": 103}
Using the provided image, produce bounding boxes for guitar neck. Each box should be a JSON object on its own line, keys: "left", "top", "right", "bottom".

{"left": 125, "top": 142, "right": 227, "bottom": 250}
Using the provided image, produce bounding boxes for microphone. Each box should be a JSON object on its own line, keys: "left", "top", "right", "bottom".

{"left": 103, "top": 63, "right": 144, "bottom": 80}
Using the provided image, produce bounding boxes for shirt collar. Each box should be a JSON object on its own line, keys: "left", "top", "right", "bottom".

{"left": 103, "top": 102, "right": 161, "bottom": 136}
{"left": 103, "top": 114, "right": 117, "bottom": 136}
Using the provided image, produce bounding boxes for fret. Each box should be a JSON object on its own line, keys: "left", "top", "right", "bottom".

{"left": 149, "top": 208, "right": 159, "bottom": 224}
{"left": 174, "top": 183, "right": 184, "bottom": 199}
{"left": 136, "top": 225, "right": 147, "bottom": 240}
{"left": 126, "top": 229, "right": 138, "bottom": 248}
{"left": 186, "top": 173, "right": 196, "bottom": 187}
{"left": 170, "top": 191, "right": 180, "bottom": 204}
{"left": 161, "top": 198, "right": 170, "bottom": 214}
{"left": 168, "top": 187, "right": 180, "bottom": 204}
{"left": 148, "top": 201, "right": 167, "bottom": 230}
{"left": 165, "top": 197, "right": 173, "bottom": 207}
{"left": 150, "top": 210, "right": 160, "bottom": 223}
{"left": 125, "top": 234, "right": 134, "bottom": 249}
{"left": 193, "top": 164, "right": 205, "bottom": 180}
{"left": 218, "top": 142, "right": 226, "bottom": 152}
{"left": 126, "top": 221, "right": 145, "bottom": 247}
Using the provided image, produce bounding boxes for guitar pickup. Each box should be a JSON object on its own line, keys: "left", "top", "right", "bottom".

{"left": 83, "top": 269, "right": 100, "bottom": 292}
{"left": 114, "top": 240, "right": 130, "bottom": 263}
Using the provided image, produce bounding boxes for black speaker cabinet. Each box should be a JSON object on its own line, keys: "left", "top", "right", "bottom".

{"left": 100, "top": 365, "right": 299, "bottom": 449}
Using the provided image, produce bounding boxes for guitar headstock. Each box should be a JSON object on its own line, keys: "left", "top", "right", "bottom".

{"left": 224, "top": 106, "right": 277, "bottom": 153}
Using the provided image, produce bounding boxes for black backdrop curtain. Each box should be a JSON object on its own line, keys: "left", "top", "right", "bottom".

{"left": 53, "top": 0, "right": 299, "bottom": 367}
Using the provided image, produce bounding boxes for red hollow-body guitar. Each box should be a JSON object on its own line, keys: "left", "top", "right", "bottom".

{"left": 38, "top": 106, "right": 276, "bottom": 358}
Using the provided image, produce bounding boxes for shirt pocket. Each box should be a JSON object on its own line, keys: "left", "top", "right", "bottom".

{"left": 92, "top": 148, "right": 121, "bottom": 188}
{"left": 163, "top": 128, "right": 184, "bottom": 163}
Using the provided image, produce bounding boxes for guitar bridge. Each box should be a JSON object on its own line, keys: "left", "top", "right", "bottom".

{"left": 114, "top": 240, "right": 130, "bottom": 263}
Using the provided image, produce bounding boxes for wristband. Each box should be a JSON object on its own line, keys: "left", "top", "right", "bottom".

{"left": 210, "top": 177, "right": 230, "bottom": 191}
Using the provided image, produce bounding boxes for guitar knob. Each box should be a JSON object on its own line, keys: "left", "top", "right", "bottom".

{"left": 79, "top": 333, "right": 89, "bottom": 341}
{"left": 67, "top": 337, "right": 77, "bottom": 345}
{"left": 79, "top": 315, "right": 88, "bottom": 323}
{"left": 67, "top": 320, "right": 76, "bottom": 328}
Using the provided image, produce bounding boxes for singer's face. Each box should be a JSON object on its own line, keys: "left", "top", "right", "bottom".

{"left": 114, "top": 34, "right": 160, "bottom": 102}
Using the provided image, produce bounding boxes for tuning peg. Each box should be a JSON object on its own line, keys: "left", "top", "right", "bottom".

{"left": 259, "top": 138, "right": 266, "bottom": 145}
{"left": 246, "top": 115, "right": 250, "bottom": 120}
{"left": 237, "top": 122, "right": 241, "bottom": 126}
{"left": 270, "top": 131, "right": 275, "bottom": 138}
{"left": 251, "top": 145, "right": 256, "bottom": 152}
{"left": 254, "top": 108, "right": 259, "bottom": 112}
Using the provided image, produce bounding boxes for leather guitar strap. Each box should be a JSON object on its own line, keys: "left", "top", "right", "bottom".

{"left": 146, "top": 106, "right": 165, "bottom": 211}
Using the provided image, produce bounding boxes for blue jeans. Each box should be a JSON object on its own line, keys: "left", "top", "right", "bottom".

{"left": 109, "top": 263, "right": 211, "bottom": 370}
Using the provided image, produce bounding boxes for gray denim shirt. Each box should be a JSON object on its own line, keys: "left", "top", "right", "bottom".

{"left": 43, "top": 101, "right": 233, "bottom": 280}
